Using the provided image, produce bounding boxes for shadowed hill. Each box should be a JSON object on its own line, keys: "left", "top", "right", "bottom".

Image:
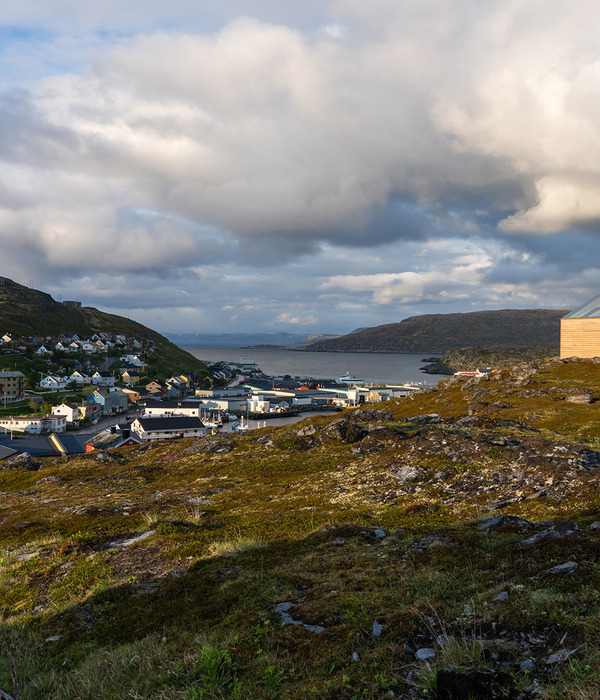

{"left": 303, "top": 308, "right": 567, "bottom": 354}
{"left": 0, "top": 277, "right": 208, "bottom": 377}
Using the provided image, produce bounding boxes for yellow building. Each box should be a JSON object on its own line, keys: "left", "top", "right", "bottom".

{"left": 561, "top": 296, "right": 600, "bottom": 358}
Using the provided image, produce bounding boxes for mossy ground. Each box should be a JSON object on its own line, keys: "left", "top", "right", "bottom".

{"left": 1, "top": 358, "right": 600, "bottom": 698}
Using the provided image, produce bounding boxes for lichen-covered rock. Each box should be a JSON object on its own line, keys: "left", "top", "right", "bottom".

{"left": 348, "top": 409, "right": 394, "bottom": 423}
{"left": 296, "top": 424, "right": 317, "bottom": 436}
{"left": 186, "top": 437, "right": 234, "bottom": 454}
{"left": 1, "top": 451, "right": 39, "bottom": 471}
{"left": 323, "top": 418, "right": 367, "bottom": 443}
{"left": 389, "top": 464, "right": 426, "bottom": 484}
{"left": 565, "top": 393, "right": 594, "bottom": 404}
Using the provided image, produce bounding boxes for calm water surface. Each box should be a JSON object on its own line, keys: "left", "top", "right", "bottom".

{"left": 181, "top": 346, "right": 448, "bottom": 385}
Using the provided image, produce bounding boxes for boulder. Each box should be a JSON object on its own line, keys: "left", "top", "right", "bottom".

{"left": 547, "top": 561, "right": 578, "bottom": 575}
{"left": 389, "top": 465, "right": 426, "bottom": 485}
{"left": 1, "top": 452, "right": 39, "bottom": 471}
{"left": 323, "top": 418, "right": 367, "bottom": 443}
{"left": 519, "top": 521, "right": 580, "bottom": 546}
{"left": 296, "top": 425, "right": 317, "bottom": 436}
{"left": 348, "top": 409, "right": 393, "bottom": 422}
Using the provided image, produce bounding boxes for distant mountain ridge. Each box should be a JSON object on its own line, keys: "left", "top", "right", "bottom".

{"left": 168, "top": 332, "right": 341, "bottom": 347}
{"left": 302, "top": 309, "right": 568, "bottom": 354}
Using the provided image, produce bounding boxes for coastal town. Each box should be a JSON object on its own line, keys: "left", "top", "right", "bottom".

{"left": 0, "top": 333, "right": 422, "bottom": 461}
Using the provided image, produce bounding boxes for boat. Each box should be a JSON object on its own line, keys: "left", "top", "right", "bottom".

{"left": 335, "top": 373, "right": 363, "bottom": 385}
{"left": 232, "top": 415, "right": 249, "bottom": 432}
{"left": 202, "top": 412, "right": 223, "bottom": 429}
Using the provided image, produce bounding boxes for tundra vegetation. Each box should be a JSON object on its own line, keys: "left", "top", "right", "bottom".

{"left": 2, "top": 357, "right": 600, "bottom": 698}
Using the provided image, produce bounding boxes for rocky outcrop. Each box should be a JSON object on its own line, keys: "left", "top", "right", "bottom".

{"left": 1, "top": 452, "right": 39, "bottom": 470}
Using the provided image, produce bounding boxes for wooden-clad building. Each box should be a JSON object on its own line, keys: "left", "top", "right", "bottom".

{"left": 561, "top": 295, "right": 600, "bottom": 358}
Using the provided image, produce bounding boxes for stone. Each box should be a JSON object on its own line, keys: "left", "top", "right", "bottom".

{"left": 492, "top": 590, "right": 510, "bottom": 602}
{"left": 565, "top": 394, "right": 593, "bottom": 404}
{"left": 477, "top": 514, "right": 531, "bottom": 532}
{"left": 372, "top": 619, "right": 383, "bottom": 638}
{"left": 45, "top": 635, "right": 62, "bottom": 642}
{"left": 303, "top": 623, "right": 325, "bottom": 634}
{"left": 415, "top": 648, "right": 436, "bottom": 661}
{"left": 107, "top": 530, "right": 154, "bottom": 549}
{"left": 15, "top": 552, "right": 39, "bottom": 562}
{"left": 519, "top": 521, "right": 580, "bottom": 546}
{"left": 520, "top": 659, "right": 535, "bottom": 672}
{"left": 546, "top": 649, "right": 575, "bottom": 665}
{"left": 323, "top": 418, "right": 367, "bottom": 443}
{"left": 547, "top": 561, "right": 578, "bottom": 575}
{"left": 590, "top": 522, "right": 600, "bottom": 530}
{"left": 349, "top": 409, "right": 394, "bottom": 423}
{"left": 296, "top": 424, "right": 317, "bottom": 436}
{"left": 274, "top": 602, "right": 293, "bottom": 614}
{"left": 351, "top": 652, "right": 360, "bottom": 662}
{"left": 274, "top": 601, "right": 324, "bottom": 634}
{"left": 36, "top": 475, "right": 63, "bottom": 484}
{"left": 373, "top": 528, "right": 386, "bottom": 539}
{"left": 389, "top": 465, "right": 426, "bottom": 485}
{"left": 1, "top": 452, "right": 39, "bottom": 471}
{"left": 406, "top": 413, "right": 442, "bottom": 425}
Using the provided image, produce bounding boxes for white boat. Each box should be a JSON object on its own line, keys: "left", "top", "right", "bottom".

{"left": 335, "top": 373, "right": 363, "bottom": 384}
{"left": 232, "top": 416, "right": 249, "bottom": 432}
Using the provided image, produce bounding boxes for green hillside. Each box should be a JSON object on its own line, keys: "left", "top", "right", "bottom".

{"left": 2, "top": 357, "right": 600, "bottom": 698}
{"left": 0, "top": 277, "right": 209, "bottom": 380}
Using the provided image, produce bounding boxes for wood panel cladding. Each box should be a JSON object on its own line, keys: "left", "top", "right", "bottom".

{"left": 560, "top": 319, "right": 600, "bottom": 358}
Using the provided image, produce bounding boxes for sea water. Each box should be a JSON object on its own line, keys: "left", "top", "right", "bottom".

{"left": 180, "top": 346, "right": 448, "bottom": 385}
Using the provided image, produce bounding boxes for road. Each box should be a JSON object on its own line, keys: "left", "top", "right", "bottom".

{"left": 73, "top": 409, "right": 141, "bottom": 436}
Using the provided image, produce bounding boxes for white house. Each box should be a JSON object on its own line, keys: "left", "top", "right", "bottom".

{"left": 35, "top": 345, "right": 50, "bottom": 355}
{"left": 81, "top": 342, "right": 96, "bottom": 354}
{"left": 91, "top": 371, "right": 116, "bottom": 387}
{"left": 142, "top": 400, "right": 203, "bottom": 418}
{"left": 55, "top": 342, "right": 69, "bottom": 351}
{"left": 131, "top": 416, "right": 206, "bottom": 442}
{"left": 52, "top": 402, "right": 79, "bottom": 424}
{"left": 120, "top": 354, "right": 146, "bottom": 367}
{"left": 39, "top": 375, "right": 67, "bottom": 391}
{"left": 69, "top": 370, "right": 91, "bottom": 385}
{"left": 0, "top": 414, "right": 67, "bottom": 435}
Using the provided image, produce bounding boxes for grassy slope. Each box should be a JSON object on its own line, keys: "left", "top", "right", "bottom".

{"left": 2, "top": 359, "right": 600, "bottom": 697}
{"left": 0, "top": 278, "right": 208, "bottom": 379}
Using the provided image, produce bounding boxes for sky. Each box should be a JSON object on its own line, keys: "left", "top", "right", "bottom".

{"left": 1, "top": 1, "right": 600, "bottom": 335}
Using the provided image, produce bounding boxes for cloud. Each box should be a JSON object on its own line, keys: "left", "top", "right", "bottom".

{"left": 275, "top": 312, "right": 319, "bottom": 325}
{"left": 3, "top": 2, "right": 600, "bottom": 333}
